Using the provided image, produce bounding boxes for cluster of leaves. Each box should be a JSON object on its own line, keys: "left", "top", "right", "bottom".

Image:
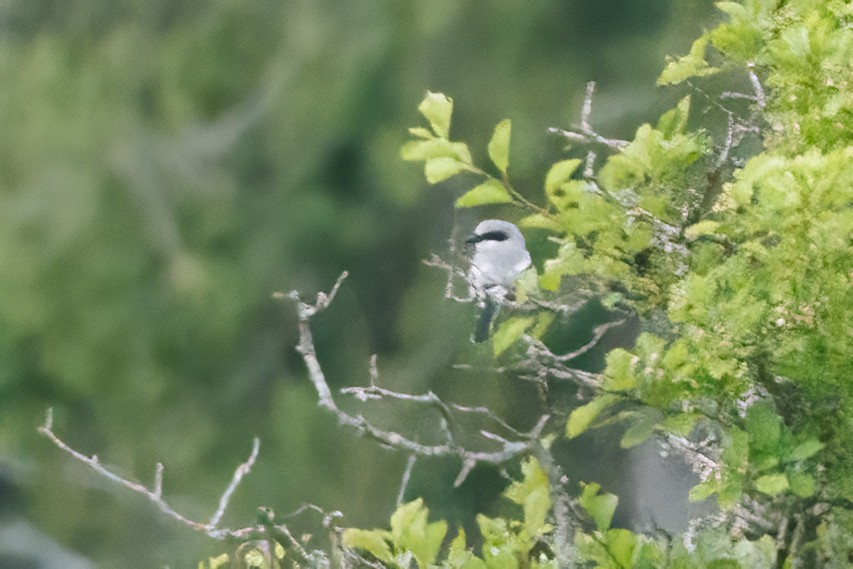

{"left": 565, "top": 0, "right": 852, "bottom": 511}
{"left": 532, "top": 93, "right": 708, "bottom": 306}
{"left": 342, "top": 459, "right": 554, "bottom": 569}
{"left": 392, "top": 0, "right": 851, "bottom": 567}
{"left": 342, "top": 459, "right": 790, "bottom": 569}
{"left": 400, "top": 93, "right": 530, "bottom": 210}
{"left": 199, "top": 542, "right": 285, "bottom": 569}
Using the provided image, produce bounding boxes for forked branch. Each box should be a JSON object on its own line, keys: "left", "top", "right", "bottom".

{"left": 37, "top": 407, "right": 340, "bottom": 557}
{"left": 281, "top": 272, "right": 550, "bottom": 485}
{"left": 549, "top": 82, "right": 630, "bottom": 150}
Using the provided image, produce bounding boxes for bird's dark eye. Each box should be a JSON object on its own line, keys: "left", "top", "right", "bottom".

{"left": 479, "top": 230, "right": 509, "bottom": 242}
{"left": 466, "top": 229, "right": 511, "bottom": 245}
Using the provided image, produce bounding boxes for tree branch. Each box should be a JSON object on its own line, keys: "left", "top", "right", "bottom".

{"left": 421, "top": 254, "right": 473, "bottom": 303}
{"left": 282, "top": 273, "right": 550, "bottom": 486}
{"left": 209, "top": 437, "right": 261, "bottom": 527}
{"left": 549, "top": 82, "right": 630, "bottom": 150}
{"left": 37, "top": 406, "right": 348, "bottom": 564}
{"left": 531, "top": 440, "right": 577, "bottom": 569}
{"left": 38, "top": 408, "right": 263, "bottom": 540}
{"left": 396, "top": 455, "right": 417, "bottom": 507}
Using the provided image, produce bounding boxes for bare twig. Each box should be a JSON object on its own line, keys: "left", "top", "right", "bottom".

{"left": 516, "top": 338, "right": 605, "bottom": 390}
{"left": 463, "top": 163, "right": 548, "bottom": 213}
{"left": 257, "top": 508, "right": 311, "bottom": 561}
{"left": 580, "top": 81, "right": 595, "bottom": 132}
{"left": 154, "top": 462, "right": 164, "bottom": 498}
{"left": 209, "top": 437, "right": 261, "bottom": 527}
{"left": 746, "top": 61, "right": 766, "bottom": 109}
{"left": 451, "top": 336, "right": 605, "bottom": 392}
{"left": 38, "top": 408, "right": 263, "bottom": 540}
{"left": 421, "top": 254, "right": 473, "bottom": 303}
{"left": 283, "top": 274, "right": 550, "bottom": 485}
{"left": 453, "top": 459, "right": 477, "bottom": 488}
{"left": 714, "top": 112, "right": 736, "bottom": 170}
{"left": 529, "top": 294, "right": 593, "bottom": 317}
{"left": 531, "top": 440, "right": 576, "bottom": 569}
{"left": 451, "top": 403, "right": 526, "bottom": 438}
{"left": 548, "top": 319, "right": 625, "bottom": 363}
{"left": 282, "top": 503, "right": 344, "bottom": 527}
{"left": 397, "top": 455, "right": 417, "bottom": 506}
{"left": 583, "top": 150, "right": 597, "bottom": 178}
{"left": 368, "top": 353, "right": 379, "bottom": 386}
{"left": 341, "top": 382, "right": 527, "bottom": 440}
{"left": 549, "top": 82, "right": 630, "bottom": 150}
{"left": 340, "top": 384, "right": 458, "bottom": 442}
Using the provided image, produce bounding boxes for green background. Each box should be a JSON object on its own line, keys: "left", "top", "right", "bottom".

{"left": 0, "top": 1, "right": 718, "bottom": 566}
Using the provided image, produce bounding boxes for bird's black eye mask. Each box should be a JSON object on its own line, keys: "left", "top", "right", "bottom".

{"left": 466, "top": 230, "right": 509, "bottom": 244}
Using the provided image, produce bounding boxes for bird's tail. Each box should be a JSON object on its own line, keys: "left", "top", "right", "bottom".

{"left": 474, "top": 298, "right": 500, "bottom": 343}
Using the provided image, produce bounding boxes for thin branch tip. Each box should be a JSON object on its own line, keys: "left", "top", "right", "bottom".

{"left": 154, "top": 463, "right": 164, "bottom": 497}
{"left": 208, "top": 436, "right": 262, "bottom": 528}
{"left": 39, "top": 407, "right": 54, "bottom": 432}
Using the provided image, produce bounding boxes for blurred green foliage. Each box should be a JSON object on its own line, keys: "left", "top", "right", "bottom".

{"left": 1, "top": 0, "right": 724, "bottom": 566}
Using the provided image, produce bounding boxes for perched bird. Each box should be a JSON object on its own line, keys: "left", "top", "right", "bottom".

{"left": 466, "top": 219, "right": 532, "bottom": 342}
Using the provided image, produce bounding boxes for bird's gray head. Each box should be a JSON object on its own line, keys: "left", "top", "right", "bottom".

{"left": 466, "top": 219, "right": 532, "bottom": 291}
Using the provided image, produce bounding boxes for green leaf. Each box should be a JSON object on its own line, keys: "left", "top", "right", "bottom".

{"left": 635, "top": 541, "right": 666, "bottom": 568}
{"left": 342, "top": 528, "right": 393, "bottom": 562}
{"left": 745, "top": 403, "right": 782, "bottom": 452}
{"left": 390, "top": 499, "right": 448, "bottom": 569}
{"left": 601, "top": 292, "right": 624, "bottom": 310}
{"left": 455, "top": 179, "right": 513, "bottom": 208}
{"left": 488, "top": 119, "right": 511, "bottom": 175}
{"left": 476, "top": 515, "right": 529, "bottom": 569}
{"left": 401, "top": 138, "right": 472, "bottom": 163}
{"left": 657, "top": 96, "right": 691, "bottom": 138}
{"left": 787, "top": 472, "right": 816, "bottom": 498}
{"left": 204, "top": 553, "right": 231, "bottom": 569}
{"left": 620, "top": 409, "right": 662, "bottom": 449}
{"left": 418, "top": 91, "right": 453, "bottom": 138}
{"left": 504, "top": 458, "right": 552, "bottom": 537}
{"left": 598, "top": 122, "right": 706, "bottom": 192}
{"left": 425, "top": 157, "right": 469, "bottom": 184}
{"left": 688, "top": 481, "right": 717, "bottom": 502}
{"left": 753, "top": 453, "right": 780, "bottom": 472}
{"left": 514, "top": 267, "right": 541, "bottom": 303}
{"left": 605, "top": 529, "right": 637, "bottom": 568}
{"left": 529, "top": 311, "right": 555, "bottom": 338}
{"left": 579, "top": 482, "right": 619, "bottom": 531}
{"left": 755, "top": 473, "right": 789, "bottom": 496}
{"left": 540, "top": 241, "right": 586, "bottom": 291}
{"left": 658, "top": 33, "right": 720, "bottom": 85}
{"left": 408, "top": 126, "right": 434, "bottom": 139}
{"left": 785, "top": 439, "right": 823, "bottom": 462}
{"left": 602, "top": 349, "right": 638, "bottom": 392}
{"left": 446, "top": 530, "right": 487, "bottom": 569}
{"left": 567, "top": 394, "right": 619, "bottom": 438}
{"left": 546, "top": 179, "right": 589, "bottom": 211}
{"left": 709, "top": 5, "right": 764, "bottom": 62}
{"left": 733, "top": 535, "right": 777, "bottom": 569}
{"left": 242, "top": 548, "right": 267, "bottom": 568}
{"left": 715, "top": 1, "right": 746, "bottom": 18}
{"left": 475, "top": 515, "right": 508, "bottom": 545}
{"left": 491, "top": 316, "right": 535, "bottom": 356}
{"left": 544, "top": 159, "right": 582, "bottom": 195}
{"left": 685, "top": 220, "right": 721, "bottom": 240}
{"left": 519, "top": 212, "right": 563, "bottom": 232}
{"left": 662, "top": 413, "right": 700, "bottom": 437}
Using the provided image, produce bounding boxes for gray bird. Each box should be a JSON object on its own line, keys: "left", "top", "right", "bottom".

{"left": 466, "top": 219, "right": 532, "bottom": 342}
